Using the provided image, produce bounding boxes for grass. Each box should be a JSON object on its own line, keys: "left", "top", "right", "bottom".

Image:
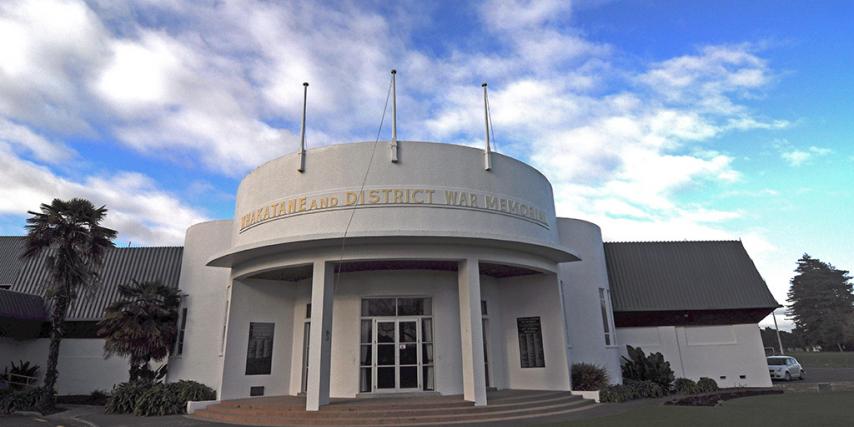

{"left": 786, "top": 351, "right": 854, "bottom": 368}
{"left": 550, "top": 391, "right": 854, "bottom": 427}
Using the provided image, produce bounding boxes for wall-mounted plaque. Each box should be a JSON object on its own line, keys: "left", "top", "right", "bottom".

{"left": 517, "top": 317, "right": 545, "bottom": 368}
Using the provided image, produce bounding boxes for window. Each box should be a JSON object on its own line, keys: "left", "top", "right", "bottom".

{"left": 220, "top": 286, "right": 231, "bottom": 356}
{"left": 517, "top": 317, "right": 545, "bottom": 368}
{"left": 599, "top": 288, "right": 616, "bottom": 346}
{"left": 175, "top": 307, "right": 188, "bottom": 356}
{"left": 361, "top": 297, "right": 432, "bottom": 317}
{"left": 246, "top": 322, "right": 275, "bottom": 375}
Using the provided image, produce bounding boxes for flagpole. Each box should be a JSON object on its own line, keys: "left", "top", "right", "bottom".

{"left": 482, "top": 83, "right": 492, "bottom": 171}
{"left": 390, "top": 69, "right": 399, "bottom": 163}
{"left": 298, "top": 82, "right": 308, "bottom": 172}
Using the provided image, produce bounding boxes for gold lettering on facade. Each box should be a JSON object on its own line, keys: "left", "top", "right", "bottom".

{"left": 238, "top": 186, "right": 549, "bottom": 232}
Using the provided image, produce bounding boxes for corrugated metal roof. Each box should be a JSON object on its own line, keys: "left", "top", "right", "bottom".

{"left": 0, "top": 236, "right": 25, "bottom": 285}
{"left": 11, "top": 245, "right": 183, "bottom": 321}
{"left": 0, "top": 289, "right": 46, "bottom": 320}
{"left": 604, "top": 241, "right": 779, "bottom": 313}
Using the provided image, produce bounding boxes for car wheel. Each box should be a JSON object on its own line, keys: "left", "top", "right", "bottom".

{"left": 785, "top": 372, "right": 792, "bottom": 381}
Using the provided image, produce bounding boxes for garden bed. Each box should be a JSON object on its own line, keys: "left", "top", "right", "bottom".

{"left": 664, "top": 388, "right": 783, "bottom": 406}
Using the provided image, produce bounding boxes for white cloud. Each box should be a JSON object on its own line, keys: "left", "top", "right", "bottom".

{"left": 0, "top": 118, "right": 74, "bottom": 163}
{"left": 0, "top": 144, "right": 206, "bottom": 245}
{"left": 780, "top": 145, "right": 831, "bottom": 166}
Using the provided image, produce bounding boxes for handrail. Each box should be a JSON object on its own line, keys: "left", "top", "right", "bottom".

{"left": 3, "top": 372, "right": 38, "bottom": 388}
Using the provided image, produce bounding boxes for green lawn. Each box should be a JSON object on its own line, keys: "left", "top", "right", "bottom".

{"left": 787, "top": 351, "right": 854, "bottom": 368}
{"left": 550, "top": 391, "right": 854, "bottom": 427}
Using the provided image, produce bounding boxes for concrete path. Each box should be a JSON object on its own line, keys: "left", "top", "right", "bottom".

{"left": 796, "top": 367, "right": 854, "bottom": 384}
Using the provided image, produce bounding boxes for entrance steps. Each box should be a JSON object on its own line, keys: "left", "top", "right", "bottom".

{"left": 190, "top": 389, "right": 596, "bottom": 426}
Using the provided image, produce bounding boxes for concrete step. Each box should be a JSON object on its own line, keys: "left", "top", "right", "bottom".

{"left": 204, "top": 393, "right": 583, "bottom": 418}
{"left": 191, "top": 392, "right": 596, "bottom": 426}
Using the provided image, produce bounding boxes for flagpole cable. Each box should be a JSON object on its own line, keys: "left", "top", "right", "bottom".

{"left": 335, "top": 73, "right": 393, "bottom": 280}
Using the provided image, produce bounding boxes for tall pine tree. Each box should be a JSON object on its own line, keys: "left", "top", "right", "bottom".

{"left": 787, "top": 254, "right": 854, "bottom": 351}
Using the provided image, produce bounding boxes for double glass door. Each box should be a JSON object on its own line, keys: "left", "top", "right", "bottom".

{"left": 374, "top": 319, "right": 421, "bottom": 391}
{"left": 359, "top": 297, "right": 434, "bottom": 393}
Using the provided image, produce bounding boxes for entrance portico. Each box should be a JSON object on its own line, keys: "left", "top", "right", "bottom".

{"left": 216, "top": 241, "right": 572, "bottom": 410}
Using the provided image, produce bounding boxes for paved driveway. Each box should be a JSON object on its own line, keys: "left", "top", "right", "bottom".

{"left": 772, "top": 367, "right": 854, "bottom": 384}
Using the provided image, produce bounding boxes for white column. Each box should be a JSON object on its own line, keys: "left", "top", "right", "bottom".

{"left": 306, "top": 261, "right": 334, "bottom": 411}
{"left": 458, "top": 258, "right": 487, "bottom": 406}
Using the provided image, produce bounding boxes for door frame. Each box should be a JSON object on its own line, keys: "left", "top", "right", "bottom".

{"left": 371, "top": 317, "right": 423, "bottom": 393}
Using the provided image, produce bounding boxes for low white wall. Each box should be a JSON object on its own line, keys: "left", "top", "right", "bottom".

{"left": 616, "top": 324, "right": 772, "bottom": 388}
{"left": 0, "top": 337, "right": 131, "bottom": 395}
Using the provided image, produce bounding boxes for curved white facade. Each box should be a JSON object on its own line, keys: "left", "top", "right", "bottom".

{"left": 165, "top": 141, "right": 773, "bottom": 410}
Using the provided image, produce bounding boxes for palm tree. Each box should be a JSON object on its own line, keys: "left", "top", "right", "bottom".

{"left": 23, "top": 198, "right": 116, "bottom": 411}
{"left": 97, "top": 280, "right": 181, "bottom": 382}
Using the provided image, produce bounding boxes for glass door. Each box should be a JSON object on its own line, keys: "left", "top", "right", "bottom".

{"left": 360, "top": 297, "right": 433, "bottom": 393}
{"left": 376, "top": 320, "right": 396, "bottom": 390}
{"left": 398, "top": 320, "right": 419, "bottom": 390}
{"left": 372, "top": 319, "right": 422, "bottom": 392}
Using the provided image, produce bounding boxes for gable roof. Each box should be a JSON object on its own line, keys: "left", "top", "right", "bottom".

{"left": 604, "top": 240, "right": 779, "bottom": 313}
{"left": 0, "top": 236, "right": 25, "bottom": 285}
{"left": 0, "top": 239, "right": 183, "bottom": 321}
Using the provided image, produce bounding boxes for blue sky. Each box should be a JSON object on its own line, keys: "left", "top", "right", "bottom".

{"left": 0, "top": 0, "right": 851, "bottom": 329}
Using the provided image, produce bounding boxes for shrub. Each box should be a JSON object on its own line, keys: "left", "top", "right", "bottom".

{"left": 133, "top": 383, "right": 184, "bottom": 416}
{"left": 106, "top": 380, "right": 216, "bottom": 416}
{"left": 571, "top": 363, "right": 609, "bottom": 391}
{"left": 599, "top": 384, "right": 638, "bottom": 403}
{"left": 599, "top": 380, "right": 664, "bottom": 403}
{"left": 628, "top": 380, "right": 665, "bottom": 398}
{"left": 171, "top": 380, "right": 216, "bottom": 403}
{"left": 673, "top": 378, "right": 698, "bottom": 394}
{"left": 620, "top": 346, "right": 675, "bottom": 391}
{"left": 106, "top": 381, "right": 150, "bottom": 414}
{"left": 0, "top": 387, "right": 42, "bottom": 414}
{"left": 696, "top": 377, "right": 719, "bottom": 393}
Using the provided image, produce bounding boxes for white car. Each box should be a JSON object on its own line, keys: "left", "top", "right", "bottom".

{"left": 767, "top": 356, "right": 805, "bottom": 381}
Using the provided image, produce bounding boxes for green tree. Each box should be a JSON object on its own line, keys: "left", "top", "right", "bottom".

{"left": 787, "top": 254, "right": 854, "bottom": 351}
{"left": 23, "top": 199, "right": 116, "bottom": 411}
{"left": 97, "top": 280, "right": 181, "bottom": 382}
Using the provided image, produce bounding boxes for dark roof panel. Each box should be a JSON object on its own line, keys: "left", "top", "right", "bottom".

{"left": 12, "top": 246, "right": 183, "bottom": 321}
{"left": 604, "top": 241, "right": 779, "bottom": 313}
{"left": 0, "top": 289, "right": 46, "bottom": 321}
{"left": 0, "top": 236, "right": 25, "bottom": 285}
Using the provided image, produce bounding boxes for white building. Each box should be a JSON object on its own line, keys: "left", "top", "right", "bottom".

{"left": 1, "top": 141, "right": 778, "bottom": 408}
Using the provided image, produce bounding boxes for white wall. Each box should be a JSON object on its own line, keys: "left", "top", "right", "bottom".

{"left": 496, "top": 273, "right": 571, "bottom": 391}
{"left": 616, "top": 324, "right": 772, "bottom": 388}
{"left": 168, "top": 220, "right": 233, "bottom": 392}
{"left": 555, "top": 218, "right": 622, "bottom": 385}
{"left": 0, "top": 337, "right": 131, "bottom": 395}
{"left": 219, "top": 278, "right": 296, "bottom": 400}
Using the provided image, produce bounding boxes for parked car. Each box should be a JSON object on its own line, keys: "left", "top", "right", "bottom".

{"left": 767, "top": 356, "right": 805, "bottom": 381}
